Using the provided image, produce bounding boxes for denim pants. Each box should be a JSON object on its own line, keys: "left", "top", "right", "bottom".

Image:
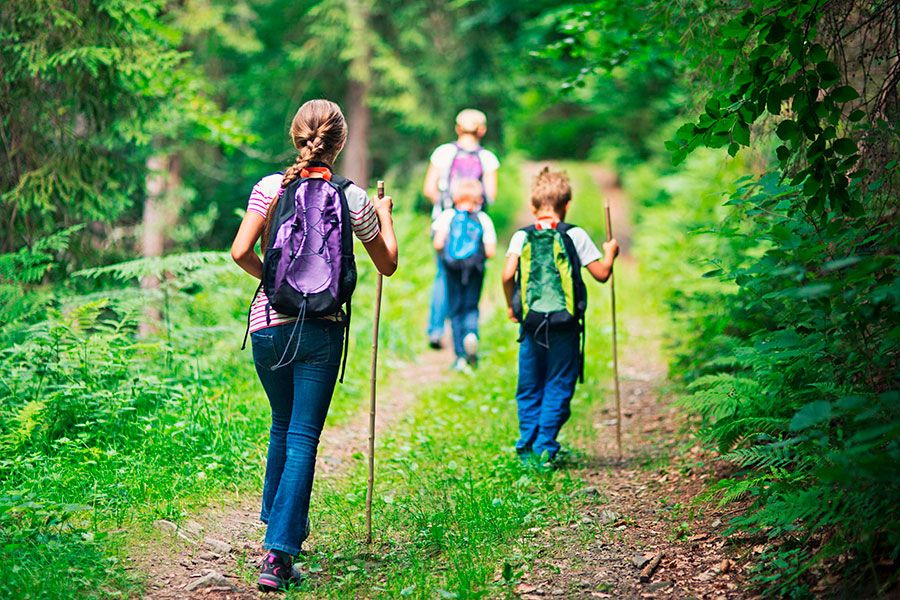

{"left": 445, "top": 266, "right": 484, "bottom": 358}
{"left": 428, "top": 252, "right": 448, "bottom": 338}
{"left": 251, "top": 319, "right": 343, "bottom": 555}
{"left": 515, "top": 327, "right": 580, "bottom": 459}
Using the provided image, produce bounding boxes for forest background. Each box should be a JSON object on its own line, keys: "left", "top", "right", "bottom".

{"left": 1, "top": 0, "right": 897, "bottom": 598}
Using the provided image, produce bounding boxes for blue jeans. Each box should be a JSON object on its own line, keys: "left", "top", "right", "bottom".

{"left": 515, "top": 327, "right": 580, "bottom": 459}
{"left": 251, "top": 319, "right": 344, "bottom": 555}
{"left": 428, "top": 252, "right": 448, "bottom": 339}
{"left": 445, "top": 266, "right": 484, "bottom": 358}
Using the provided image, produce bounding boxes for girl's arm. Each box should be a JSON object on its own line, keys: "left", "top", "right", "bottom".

{"left": 423, "top": 162, "right": 441, "bottom": 205}
{"left": 231, "top": 213, "right": 265, "bottom": 279}
{"left": 433, "top": 227, "right": 448, "bottom": 251}
{"left": 501, "top": 253, "right": 519, "bottom": 322}
{"left": 482, "top": 167, "right": 498, "bottom": 204}
{"left": 362, "top": 194, "right": 399, "bottom": 276}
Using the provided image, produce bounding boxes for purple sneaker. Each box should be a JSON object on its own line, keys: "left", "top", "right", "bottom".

{"left": 258, "top": 552, "right": 302, "bottom": 592}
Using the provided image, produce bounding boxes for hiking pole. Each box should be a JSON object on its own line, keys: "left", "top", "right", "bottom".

{"left": 604, "top": 199, "right": 623, "bottom": 460}
{"left": 365, "top": 180, "right": 385, "bottom": 545}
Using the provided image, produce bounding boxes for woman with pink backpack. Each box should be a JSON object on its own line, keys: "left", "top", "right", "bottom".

{"left": 422, "top": 109, "right": 500, "bottom": 350}
{"left": 230, "top": 99, "right": 398, "bottom": 591}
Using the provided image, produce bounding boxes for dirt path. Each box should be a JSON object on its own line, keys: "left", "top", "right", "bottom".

{"left": 135, "top": 344, "right": 454, "bottom": 598}
{"left": 511, "top": 166, "right": 751, "bottom": 599}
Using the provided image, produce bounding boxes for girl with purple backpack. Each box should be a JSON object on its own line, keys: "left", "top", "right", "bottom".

{"left": 231, "top": 99, "right": 398, "bottom": 591}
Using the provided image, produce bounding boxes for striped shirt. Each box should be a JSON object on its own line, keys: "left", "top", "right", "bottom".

{"left": 247, "top": 172, "right": 380, "bottom": 333}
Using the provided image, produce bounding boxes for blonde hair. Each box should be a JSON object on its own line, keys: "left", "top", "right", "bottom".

{"left": 451, "top": 177, "right": 484, "bottom": 201}
{"left": 263, "top": 99, "right": 348, "bottom": 248}
{"left": 531, "top": 166, "right": 571, "bottom": 215}
{"left": 455, "top": 108, "right": 487, "bottom": 134}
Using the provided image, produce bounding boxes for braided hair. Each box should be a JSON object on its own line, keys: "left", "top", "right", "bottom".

{"left": 262, "top": 99, "right": 348, "bottom": 249}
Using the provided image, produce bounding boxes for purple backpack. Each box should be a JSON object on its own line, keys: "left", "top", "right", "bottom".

{"left": 440, "top": 143, "right": 485, "bottom": 210}
{"left": 243, "top": 172, "right": 357, "bottom": 378}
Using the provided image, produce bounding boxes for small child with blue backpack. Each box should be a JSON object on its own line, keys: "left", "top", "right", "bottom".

{"left": 433, "top": 178, "right": 497, "bottom": 371}
{"left": 502, "top": 167, "right": 619, "bottom": 463}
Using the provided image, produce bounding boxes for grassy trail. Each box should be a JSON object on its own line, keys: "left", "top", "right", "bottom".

{"left": 125, "top": 160, "right": 748, "bottom": 599}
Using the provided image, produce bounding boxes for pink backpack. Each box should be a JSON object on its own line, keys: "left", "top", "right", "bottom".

{"left": 440, "top": 143, "right": 484, "bottom": 210}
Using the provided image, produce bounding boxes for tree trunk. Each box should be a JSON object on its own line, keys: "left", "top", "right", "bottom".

{"left": 341, "top": 0, "right": 372, "bottom": 187}
{"left": 140, "top": 154, "right": 181, "bottom": 335}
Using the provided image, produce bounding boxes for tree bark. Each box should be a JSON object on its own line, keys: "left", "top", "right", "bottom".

{"left": 341, "top": 0, "right": 372, "bottom": 187}
{"left": 140, "top": 154, "right": 181, "bottom": 335}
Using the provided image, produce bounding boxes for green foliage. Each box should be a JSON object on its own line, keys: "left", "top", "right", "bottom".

{"left": 1, "top": 0, "right": 174, "bottom": 249}
{"left": 0, "top": 224, "right": 269, "bottom": 596}
{"left": 634, "top": 153, "right": 898, "bottom": 595}
{"left": 0, "top": 497, "right": 138, "bottom": 599}
{"left": 550, "top": 2, "right": 899, "bottom": 592}
{"left": 662, "top": 2, "right": 896, "bottom": 219}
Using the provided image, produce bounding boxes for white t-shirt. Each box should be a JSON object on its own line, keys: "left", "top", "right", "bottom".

{"left": 432, "top": 209, "right": 497, "bottom": 247}
{"left": 430, "top": 142, "right": 500, "bottom": 219}
{"left": 506, "top": 223, "right": 602, "bottom": 267}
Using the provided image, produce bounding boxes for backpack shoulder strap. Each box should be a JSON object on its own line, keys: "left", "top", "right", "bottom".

{"left": 556, "top": 222, "right": 587, "bottom": 382}
{"left": 555, "top": 223, "right": 582, "bottom": 269}
{"left": 327, "top": 174, "right": 355, "bottom": 255}
{"left": 329, "top": 173, "right": 353, "bottom": 190}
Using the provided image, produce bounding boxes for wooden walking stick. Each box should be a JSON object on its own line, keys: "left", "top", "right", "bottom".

{"left": 604, "top": 199, "right": 623, "bottom": 459}
{"left": 365, "top": 180, "right": 385, "bottom": 544}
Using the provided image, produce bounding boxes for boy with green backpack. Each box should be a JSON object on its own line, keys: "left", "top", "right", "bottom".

{"left": 501, "top": 167, "right": 619, "bottom": 462}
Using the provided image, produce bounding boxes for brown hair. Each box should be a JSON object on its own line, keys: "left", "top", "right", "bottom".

{"left": 262, "top": 99, "right": 348, "bottom": 248}
{"left": 530, "top": 166, "right": 571, "bottom": 215}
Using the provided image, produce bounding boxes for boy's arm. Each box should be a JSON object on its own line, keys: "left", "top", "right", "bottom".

{"left": 482, "top": 214, "right": 497, "bottom": 258}
{"left": 502, "top": 253, "right": 519, "bottom": 322}
{"left": 585, "top": 239, "right": 620, "bottom": 282}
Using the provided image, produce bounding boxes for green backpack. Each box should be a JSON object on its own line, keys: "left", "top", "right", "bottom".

{"left": 511, "top": 223, "right": 587, "bottom": 380}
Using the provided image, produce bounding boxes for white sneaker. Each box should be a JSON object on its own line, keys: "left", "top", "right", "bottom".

{"left": 463, "top": 333, "right": 478, "bottom": 362}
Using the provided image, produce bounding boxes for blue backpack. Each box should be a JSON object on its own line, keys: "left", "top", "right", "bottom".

{"left": 442, "top": 209, "right": 485, "bottom": 278}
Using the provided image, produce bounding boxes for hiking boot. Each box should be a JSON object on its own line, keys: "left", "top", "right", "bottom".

{"left": 451, "top": 357, "right": 472, "bottom": 374}
{"left": 463, "top": 333, "right": 478, "bottom": 367}
{"left": 258, "top": 551, "right": 302, "bottom": 592}
{"left": 428, "top": 333, "right": 443, "bottom": 350}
